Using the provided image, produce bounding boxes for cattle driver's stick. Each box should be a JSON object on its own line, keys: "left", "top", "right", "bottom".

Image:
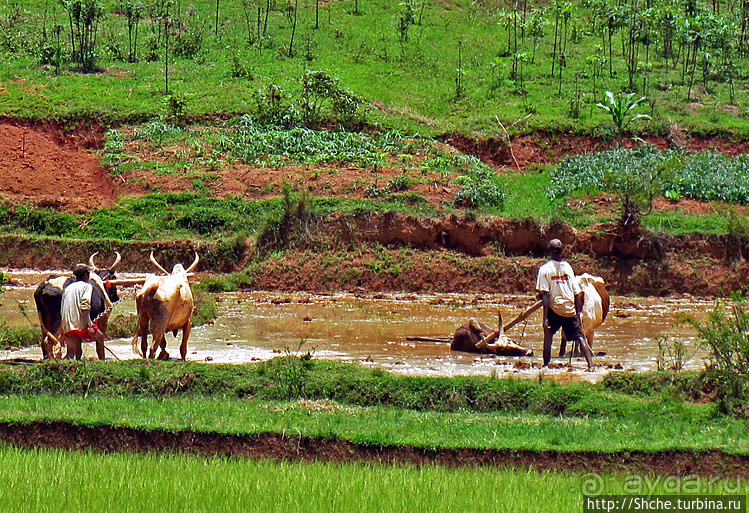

{"left": 102, "top": 342, "right": 121, "bottom": 361}
{"left": 93, "top": 326, "right": 122, "bottom": 361}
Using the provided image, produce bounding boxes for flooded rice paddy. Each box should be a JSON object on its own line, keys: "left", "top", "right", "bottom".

{"left": 1, "top": 269, "right": 717, "bottom": 382}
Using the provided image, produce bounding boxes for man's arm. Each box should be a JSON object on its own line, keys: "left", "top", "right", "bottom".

{"left": 574, "top": 291, "right": 584, "bottom": 318}
{"left": 539, "top": 291, "right": 551, "bottom": 329}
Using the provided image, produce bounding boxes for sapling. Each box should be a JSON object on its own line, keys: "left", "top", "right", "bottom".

{"left": 596, "top": 91, "right": 651, "bottom": 147}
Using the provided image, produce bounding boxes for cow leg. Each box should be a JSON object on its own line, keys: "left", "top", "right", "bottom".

{"left": 40, "top": 334, "right": 53, "bottom": 360}
{"left": 149, "top": 326, "right": 166, "bottom": 359}
{"left": 139, "top": 325, "right": 150, "bottom": 359}
{"left": 180, "top": 321, "right": 191, "bottom": 360}
{"left": 559, "top": 333, "right": 568, "bottom": 357}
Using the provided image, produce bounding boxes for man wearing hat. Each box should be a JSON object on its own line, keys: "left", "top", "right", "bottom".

{"left": 60, "top": 263, "right": 102, "bottom": 359}
{"left": 535, "top": 239, "right": 594, "bottom": 370}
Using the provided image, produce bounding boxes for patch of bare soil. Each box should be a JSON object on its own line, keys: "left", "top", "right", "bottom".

{"left": 0, "top": 118, "right": 745, "bottom": 214}
{"left": 0, "top": 119, "right": 116, "bottom": 212}
{"left": 0, "top": 119, "right": 748, "bottom": 296}
{"left": 1, "top": 421, "right": 747, "bottom": 476}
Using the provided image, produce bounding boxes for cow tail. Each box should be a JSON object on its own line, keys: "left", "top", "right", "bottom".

{"left": 131, "top": 291, "right": 146, "bottom": 357}
{"left": 36, "top": 310, "right": 60, "bottom": 346}
{"left": 131, "top": 332, "right": 142, "bottom": 357}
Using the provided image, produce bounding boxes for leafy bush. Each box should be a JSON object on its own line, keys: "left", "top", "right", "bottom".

{"left": 253, "top": 83, "right": 298, "bottom": 128}
{"left": 0, "top": 203, "right": 78, "bottom": 237}
{"left": 300, "top": 70, "right": 364, "bottom": 128}
{"left": 684, "top": 292, "right": 749, "bottom": 417}
{"left": 550, "top": 147, "right": 749, "bottom": 206}
{"left": 453, "top": 158, "right": 505, "bottom": 209}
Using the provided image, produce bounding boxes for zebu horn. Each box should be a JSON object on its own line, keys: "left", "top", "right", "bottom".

{"left": 498, "top": 310, "right": 504, "bottom": 336}
{"left": 88, "top": 252, "right": 100, "bottom": 271}
{"left": 185, "top": 252, "right": 200, "bottom": 273}
{"left": 149, "top": 251, "right": 170, "bottom": 275}
{"left": 109, "top": 251, "right": 122, "bottom": 271}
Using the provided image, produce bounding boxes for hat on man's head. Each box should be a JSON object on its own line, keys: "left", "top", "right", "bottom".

{"left": 548, "top": 239, "right": 564, "bottom": 251}
{"left": 72, "top": 263, "right": 93, "bottom": 279}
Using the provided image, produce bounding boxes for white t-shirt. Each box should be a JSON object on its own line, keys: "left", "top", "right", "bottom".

{"left": 61, "top": 280, "right": 93, "bottom": 334}
{"left": 535, "top": 260, "right": 581, "bottom": 317}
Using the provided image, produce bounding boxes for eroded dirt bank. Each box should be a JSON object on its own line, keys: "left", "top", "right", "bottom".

{"left": 1, "top": 420, "right": 748, "bottom": 477}
{"left": 3, "top": 213, "right": 746, "bottom": 297}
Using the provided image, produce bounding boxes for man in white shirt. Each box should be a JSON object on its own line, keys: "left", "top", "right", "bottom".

{"left": 61, "top": 264, "right": 101, "bottom": 359}
{"left": 535, "top": 239, "right": 593, "bottom": 370}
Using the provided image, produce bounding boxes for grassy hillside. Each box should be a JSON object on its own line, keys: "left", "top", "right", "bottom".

{"left": 0, "top": 0, "right": 747, "bottom": 136}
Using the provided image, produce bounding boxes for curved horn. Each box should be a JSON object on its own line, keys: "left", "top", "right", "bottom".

{"left": 149, "top": 251, "right": 170, "bottom": 275}
{"left": 185, "top": 252, "right": 200, "bottom": 273}
{"left": 88, "top": 252, "right": 100, "bottom": 271}
{"left": 109, "top": 251, "right": 122, "bottom": 271}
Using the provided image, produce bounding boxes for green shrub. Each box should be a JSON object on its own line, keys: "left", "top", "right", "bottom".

{"left": 684, "top": 292, "right": 749, "bottom": 417}
{"left": 454, "top": 160, "right": 505, "bottom": 209}
{"left": 0, "top": 324, "right": 37, "bottom": 349}
{"left": 0, "top": 203, "right": 78, "bottom": 237}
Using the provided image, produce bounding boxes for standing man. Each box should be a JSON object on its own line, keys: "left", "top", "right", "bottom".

{"left": 61, "top": 263, "right": 103, "bottom": 360}
{"left": 535, "top": 239, "right": 594, "bottom": 371}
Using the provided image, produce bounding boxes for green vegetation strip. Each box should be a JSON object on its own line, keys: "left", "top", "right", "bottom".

{"left": 0, "top": 446, "right": 633, "bottom": 513}
{"left": 0, "top": 360, "right": 746, "bottom": 454}
{"left": 0, "top": 394, "right": 747, "bottom": 454}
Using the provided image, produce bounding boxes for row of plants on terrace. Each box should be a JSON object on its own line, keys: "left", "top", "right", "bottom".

{"left": 0, "top": 0, "right": 746, "bottom": 132}
{"left": 550, "top": 145, "right": 749, "bottom": 205}
{"left": 548, "top": 143, "right": 749, "bottom": 231}
{"left": 103, "top": 92, "right": 508, "bottom": 209}
{"left": 0, "top": 357, "right": 710, "bottom": 418}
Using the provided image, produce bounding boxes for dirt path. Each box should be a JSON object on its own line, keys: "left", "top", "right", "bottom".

{"left": 1, "top": 420, "right": 748, "bottom": 476}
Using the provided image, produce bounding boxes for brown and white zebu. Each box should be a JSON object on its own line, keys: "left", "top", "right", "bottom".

{"left": 132, "top": 252, "right": 199, "bottom": 360}
{"left": 559, "top": 273, "right": 610, "bottom": 356}
{"left": 451, "top": 311, "right": 534, "bottom": 356}
{"left": 33, "top": 252, "right": 121, "bottom": 359}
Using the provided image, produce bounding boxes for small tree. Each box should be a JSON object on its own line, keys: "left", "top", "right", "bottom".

{"left": 684, "top": 291, "right": 749, "bottom": 417}
{"left": 596, "top": 91, "right": 651, "bottom": 147}
{"left": 398, "top": 0, "right": 416, "bottom": 42}
{"left": 61, "top": 0, "right": 104, "bottom": 72}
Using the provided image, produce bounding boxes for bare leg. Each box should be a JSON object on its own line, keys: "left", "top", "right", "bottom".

{"left": 180, "top": 322, "right": 191, "bottom": 360}
{"left": 65, "top": 336, "right": 82, "bottom": 360}
{"left": 578, "top": 336, "right": 594, "bottom": 370}
{"left": 542, "top": 328, "right": 554, "bottom": 367}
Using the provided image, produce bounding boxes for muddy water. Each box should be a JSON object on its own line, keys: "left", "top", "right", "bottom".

{"left": 0, "top": 270, "right": 716, "bottom": 382}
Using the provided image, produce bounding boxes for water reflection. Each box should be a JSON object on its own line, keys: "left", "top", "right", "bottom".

{"left": 0, "top": 270, "right": 716, "bottom": 382}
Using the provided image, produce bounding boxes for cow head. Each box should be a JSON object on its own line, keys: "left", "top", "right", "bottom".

{"left": 149, "top": 251, "right": 200, "bottom": 277}
{"left": 88, "top": 251, "right": 122, "bottom": 304}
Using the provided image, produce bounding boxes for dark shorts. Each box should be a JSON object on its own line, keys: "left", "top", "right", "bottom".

{"left": 547, "top": 309, "right": 584, "bottom": 341}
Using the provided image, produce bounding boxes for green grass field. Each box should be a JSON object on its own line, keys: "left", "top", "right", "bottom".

{"left": 0, "top": 394, "right": 747, "bottom": 453}
{"left": 0, "top": 360, "right": 746, "bottom": 454}
{"left": 0, "top": 445, "right": 747, "bottom": 513}
{"left": 1, "top": 0, "right": 747, "bottom": 136}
